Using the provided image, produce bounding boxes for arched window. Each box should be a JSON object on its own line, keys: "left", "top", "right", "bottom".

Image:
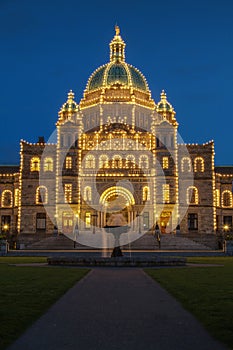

{"left": 187, "top": 186, "right": 199, "bottom": 204}
{"left": 126, "top": 155, "right": 135, "bottom": 168}
{"left": 14, "top": 189, "right": 19, "bottom": 207}
{"left": 143, "top": 186, "right": 150, "bottom": 201}
{"left": 194, "top": 157, "right": 204, "bottom": 172}
{"left": 36, "top": 186, "right": 48, "bottom": 204}
{"left": 84, "top": 186, "right": 92, "bottom": 202}
{"left": 44, "top": 157, "right": 53, "bottom": 172}
{"left": 30, "top": 157, "right": 40, "bottom": 172}
{"left": 181, "top": 157, "right": 191, "bottom": 172}
{"left": 139, "top": 155, "right": 149, "bottom": 169}
{"left": 112, "top": 155, "right": 122, "bottom": 168}
{"left": 222, "top": 190, "right": 232, "bottom": 208}
{"left": 85, "top": 155, "right": 95, "bottom": 169}
{"left": 99, "top": 155, "right": 109, "bottom": 169}
{"left": 2, "top": 190, "right": 13, "bottom": 207}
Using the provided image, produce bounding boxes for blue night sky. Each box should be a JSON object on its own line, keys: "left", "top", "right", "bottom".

{"left": 0, "top": 0, "right": 232, "bottom": 165}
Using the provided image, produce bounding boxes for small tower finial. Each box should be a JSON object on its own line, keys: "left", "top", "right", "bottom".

{"left": 115, "top": 24, "right": 120, "bottom": 36}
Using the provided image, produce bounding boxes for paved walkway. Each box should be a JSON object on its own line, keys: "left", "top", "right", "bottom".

{"left": 8, "top": 269, "right": 226, "bottom": 350}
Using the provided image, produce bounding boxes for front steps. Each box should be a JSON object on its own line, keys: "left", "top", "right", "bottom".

{"left": 24, "top": 232, "right": 214, "bottom": 251}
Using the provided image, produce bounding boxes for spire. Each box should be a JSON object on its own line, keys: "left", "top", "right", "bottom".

{"left": 109, "top": 25, "right": 126, "bottom": 62}
{"left": 156, "top": 90, "right": 176, "bottom": 124}
{"left": 58, "top": 90, "right": 78, "bottom": 122}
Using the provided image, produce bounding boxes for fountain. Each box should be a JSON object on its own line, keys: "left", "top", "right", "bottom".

{"left": 104, "top": 212, "right": 130, "bottom": 257}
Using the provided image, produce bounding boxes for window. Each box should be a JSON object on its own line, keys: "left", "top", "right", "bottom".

{"left": 14, "top": 189, "right": 19, "bottom": 207}
{"left": 65, "top": 156, "right": 72, "bottom": 169}
{"left": 222, "top": 190, "right": 232, "bottom": 208}
{"left": 126, "top": 155, "right": 135, "bottom": 168}
{"left": 187, "top": 186, "right": 199, "bottom": 204}
{"left": 139, "top": 155, "right": 149, "bottom": 169}
{"left": 2, "top": 190, "right": 13, "bottom": 207}
{"left": 163, "top": 184, "right": 170, "bottom": 203}
{"left": 64, "top": 184, "right": 72, "bottom": 203}
{"left": 85, "top": 155, "right": 95, "bottom": 169}
{"left": 215, "top": 189, "right": 220, "bottom": 207}
{"left": 112, "top": 155, "right": 122, "bottom": 168}
{"left": 99, "top": 155, "right": 109, "bottom": 169}
{"left": 194, "top": 157, "right": 204, "bottom": 172}
{"left": 36, "top": 213, "right": 46, "bottom": 231}
{"left": 44, "top": 157, "right": 53, "bottom": 172}
{"left": 181, "top": 157, "right": 191, "bottom": 172}
{"left": 85, "top": 212, "right": 91, "bottom": 229}
{"left": 188, "top": 213, "right": 198, "bottom": 230}
{"left": 143, "top": 186, "right": 150, "bottom": 201}
{"left": 36, "top": 186, "right": 48, "bottom": 204}
{"left": 30, "top": 157, "right": 40, "bottom": 172}
{"left": 162, "top": 157, "right": 169, "bottom": 169}
{"left": 84, "top": 186, "right": 92, "bottom": 202}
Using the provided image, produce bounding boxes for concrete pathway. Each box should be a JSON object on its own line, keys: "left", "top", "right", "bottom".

{"left": 7, "top": 269, "right": 226, "bottom": 350}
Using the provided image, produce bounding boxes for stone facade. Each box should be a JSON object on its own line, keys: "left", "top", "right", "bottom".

{"left": 0, "top": 27, "right": 232, "bottom": 241}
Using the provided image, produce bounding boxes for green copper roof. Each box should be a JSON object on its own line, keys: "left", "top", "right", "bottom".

{"left": 88, "top": 66, "right": 106, "bottom": 90}
{"left": 107, "top": 63, "right": 128, "bottom": 85}
{"left": 87, "top": 62, "right": 148, "bottom": 92}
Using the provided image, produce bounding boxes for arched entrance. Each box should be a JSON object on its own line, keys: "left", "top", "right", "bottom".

{"left": 99, "top": 186, "right": 135, "bottom": 227}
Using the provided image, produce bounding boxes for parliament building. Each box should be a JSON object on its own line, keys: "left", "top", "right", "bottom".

{"left": 0, "top": 27, "right": 233, "bottom": 246}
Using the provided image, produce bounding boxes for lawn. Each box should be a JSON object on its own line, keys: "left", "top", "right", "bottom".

{"left": 0, "top": 257, "right": 89, "bottom": 350}
{"left": 146, "top": 257, "right": 233, "bottom": 350}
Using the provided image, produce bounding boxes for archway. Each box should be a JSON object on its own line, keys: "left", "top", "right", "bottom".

{"left": 99, "top": 186, "right": 135, "bottom": 226}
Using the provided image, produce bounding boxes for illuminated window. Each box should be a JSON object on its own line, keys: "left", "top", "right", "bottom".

{"left": 44, "top": 157, "right": 53, "bottom": 172}
{"left": 194, "top": 157, "right": 204, "bottom": 172}
{"left": 215, "top": 189, "right": 220, "bottom": 207}
{"left": 2, "top": 190, "right": 13, "bottom": 207}
{"left": 163, "top": 184, "right": 170, "bottom": 203}
{"left": 126, "top": 155, "right": 135, "bottom": 168}
{"left": 30, "top": 157, "right": 40, "bottom": 172}
{"left": 188, "top": 213, "right": 198, "bottom": 230}
{"left": 112, "top": 155, "right": 122, "bottom": 168}
{"left": 14, "top": 189, "right": 19, "bottom": 207}
{"left": 85, "top": 212, "right": 91, "bottom": 229}
{"left": 143, "top": 186, "right": 150, "bottom": 201}
{"left": 36, "top": 186, "right": 48, "bottom": 204}
{"left": 85, "top": 155, "right": 95, "bottom": 169}
{"left": 139, "top": 155, "right": 149, "bottom": 169}
{"left": 187, "top": 186, "right": 199, "bottom": 204}
{"left": 84, "top": 186, "right": 92, "bottom": 202}
{"left": 99, "top": 155, "right": 109, "bottom": 169}
{"left": 181, "top": 157, "right": 191, "bottom": 172}
{"left": 64, "top": 184, "right": 72, "bottom": 203}
{"left": 162, "top": 157, "right": 169, "bottom": 169}
{"left": 222, "top": 190, "right": 232, "bottom": 208}
{"left": 65, "top": 156, "right": 72, "bottom": 169}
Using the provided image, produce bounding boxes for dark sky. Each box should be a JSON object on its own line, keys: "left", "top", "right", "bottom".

{"left": 0, "top": 0, "right": 232, "bottom": 165}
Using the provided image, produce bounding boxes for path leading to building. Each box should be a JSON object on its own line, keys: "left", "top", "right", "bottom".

{"left": 8, "top": 269, "right": 226, "bottom": 350}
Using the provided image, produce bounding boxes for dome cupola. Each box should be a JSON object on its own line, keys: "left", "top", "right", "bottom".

{"left": 80, "top": 27, "right": 155, "bottom": 109}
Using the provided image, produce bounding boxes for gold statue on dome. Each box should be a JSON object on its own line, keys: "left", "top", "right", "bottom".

{"left": 115, "top": 25, "right": 120, "bottom": 35}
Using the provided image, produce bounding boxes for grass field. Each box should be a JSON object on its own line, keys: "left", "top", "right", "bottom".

{"left": 146, "top": 257, "right": 233, "bottom": 349}
{"left": 0, "top": 257, "right": 89, "bottom": 350}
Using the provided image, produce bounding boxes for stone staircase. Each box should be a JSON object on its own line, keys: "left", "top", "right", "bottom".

{"left": 24, "top": 233, "right": 212, "bottom": 251}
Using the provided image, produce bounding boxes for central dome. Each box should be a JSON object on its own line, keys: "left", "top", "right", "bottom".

{"left": 87, "top": 62, "right": 148, "bottom": 92}
{"left": 80, "top": 26, "right": 155, "bottom": 109}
